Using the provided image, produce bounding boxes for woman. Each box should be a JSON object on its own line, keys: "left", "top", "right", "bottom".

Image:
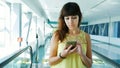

{"left": 49, "top": 2, "right": 92, "bottom": 68}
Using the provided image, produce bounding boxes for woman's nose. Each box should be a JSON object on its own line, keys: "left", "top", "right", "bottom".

{"left": 68, "top": 18, "right": 73, "bottom": 23}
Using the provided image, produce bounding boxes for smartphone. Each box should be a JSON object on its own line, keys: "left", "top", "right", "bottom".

{"left": 66, "top": 41, "right": 77, "bottom": 50}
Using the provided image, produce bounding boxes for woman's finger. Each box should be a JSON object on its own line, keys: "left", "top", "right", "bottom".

{"left": 67, "top": 45, "right": 73, "bottom": 51}
{"left": 69, "top": 46, "right": 77, "bottom": 53}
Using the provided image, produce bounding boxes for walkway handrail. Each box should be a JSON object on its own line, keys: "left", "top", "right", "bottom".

{"left": 0, "top": 46, "right": 33, "bottom": 67}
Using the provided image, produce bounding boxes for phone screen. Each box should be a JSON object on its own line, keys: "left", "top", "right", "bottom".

{"left": 66, "top": 41, "right": 76, "bottom": 49}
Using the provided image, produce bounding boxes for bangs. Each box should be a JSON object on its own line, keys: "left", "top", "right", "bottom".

{"left": 63, "top": 9, "right": 79, "bottom": 16}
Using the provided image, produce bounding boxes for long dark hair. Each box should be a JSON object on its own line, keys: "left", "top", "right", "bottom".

{"left": 55, "top": 2, "right": 82, "bottom": 42}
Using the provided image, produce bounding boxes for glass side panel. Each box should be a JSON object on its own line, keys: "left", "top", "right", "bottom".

{"left": 3, "top": 50, "right": 31, "bottom": 68}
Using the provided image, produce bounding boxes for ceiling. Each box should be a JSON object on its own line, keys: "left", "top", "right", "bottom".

{"left": 6, "top": 0, "right": 120, "bottom": 22}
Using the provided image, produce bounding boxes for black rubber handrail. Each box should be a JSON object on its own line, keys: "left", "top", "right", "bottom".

{"left": 92, "top": 50, "right": 120, "bottom": 68}
{"left": 0, "top": 46, "right": 33, "bottom": 67}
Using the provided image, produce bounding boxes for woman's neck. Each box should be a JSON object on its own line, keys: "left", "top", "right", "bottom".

{"left": 69, "top": 28, "right": 80, "bottom": 35}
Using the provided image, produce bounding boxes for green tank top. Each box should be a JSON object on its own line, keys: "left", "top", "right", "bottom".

{"left": 51, "top": 30, "right": 87, "bottom": 68}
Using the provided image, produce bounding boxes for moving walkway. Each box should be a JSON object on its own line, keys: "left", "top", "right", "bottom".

{"left": 0, "top": 37, "right": 120, "bottom": 68}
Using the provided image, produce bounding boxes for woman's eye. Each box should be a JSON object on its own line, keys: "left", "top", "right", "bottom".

{"left": 64, "top": 16, "right": 77, "bottom": 20}
{"left": 65, "top": 17, "right": 69, "bottom": 20}
{"left": 72, "top": 17, "right": 77, "bottom": 19}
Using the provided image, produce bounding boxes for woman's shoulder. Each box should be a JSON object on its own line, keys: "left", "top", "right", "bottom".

{"left": 80, "top": 30, "right": 90, "bottom": 38}
{"left": 52, "top": 32, "right": 59, "bottom": 40}
{"left": 80, "top": 30, "right": 89, "bottom": 35}
{"left": 50, "top": 30, "right": 59, "bottom": 42}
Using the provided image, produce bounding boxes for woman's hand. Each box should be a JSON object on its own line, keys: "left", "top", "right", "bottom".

{"left": 76, "top": 41, "right": 83, "bottom": 56}
{"left": 60, "top": 45, "right": 77, "bottom": 58}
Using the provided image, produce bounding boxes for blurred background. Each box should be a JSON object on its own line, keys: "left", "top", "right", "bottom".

{"left": 0, "top": 0, "right": 120, "bottom": 68}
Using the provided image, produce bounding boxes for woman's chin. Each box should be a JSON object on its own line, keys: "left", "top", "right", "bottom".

{"left": 69, "top": 27, "right": 75, "bottom": 30}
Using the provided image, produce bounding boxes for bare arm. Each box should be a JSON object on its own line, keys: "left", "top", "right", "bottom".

{"left": 77, "top": 33, "right": 92, "bottom": 68}
{"left": 49, "top": 33, "right": 76, "bottom": 66}
{"left": 49, "top": 33, "right": 63, "bottom": 66}
{"left": 81, "top": 33, "right": 92, "bottom": 67}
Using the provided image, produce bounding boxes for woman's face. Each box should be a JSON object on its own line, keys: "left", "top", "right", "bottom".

{"left": 64, "top": 15, "right": 79, "bottom": 30}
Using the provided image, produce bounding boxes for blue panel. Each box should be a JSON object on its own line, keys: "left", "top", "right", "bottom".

{"left": 117, "top": 21, "right": 120, "bottom": 38}
{"left": 104, "top": 23, "right": 109, "bottom": 36}
{"left": 113, "top": 21, "right": 118, "bottom": 37}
